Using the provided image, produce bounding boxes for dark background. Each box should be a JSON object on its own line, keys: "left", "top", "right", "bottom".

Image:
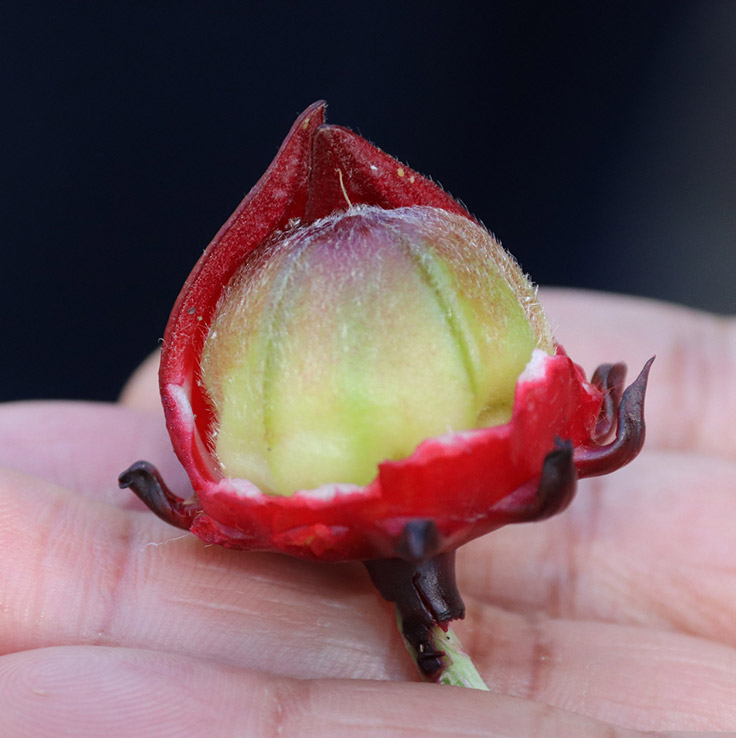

{"left": 2, "top": 1, "right": 734, "bottom": 402}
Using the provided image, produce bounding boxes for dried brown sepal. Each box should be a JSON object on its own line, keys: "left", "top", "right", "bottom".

{"left": 118, "top": 460, "right": 200, "bottom": 530}
{"left": 590, "top": 362, "right": 627, "bottom": 442}
{"left": 575, "top": 357, "right": 655, "bottom": 478}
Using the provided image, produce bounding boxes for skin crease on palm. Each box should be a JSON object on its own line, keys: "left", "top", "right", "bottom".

{"left": 0, "top": 289, "right": 735, "bottom": 737}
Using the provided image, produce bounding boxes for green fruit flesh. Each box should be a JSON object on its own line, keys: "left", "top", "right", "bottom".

{"left": 200, "top": 206, "right": 554, "bottom": 496}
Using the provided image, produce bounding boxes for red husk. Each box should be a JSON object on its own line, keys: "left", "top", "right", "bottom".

{"left": 158, "top": 102, "right": 607, "bottom": 562}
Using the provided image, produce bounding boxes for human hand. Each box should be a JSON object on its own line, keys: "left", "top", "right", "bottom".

{"left": 0, "top": 289, "right": 734, "bottom": 737}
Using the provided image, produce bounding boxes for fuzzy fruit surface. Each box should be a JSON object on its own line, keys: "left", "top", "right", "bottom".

{"left": 200, "top": 204, "right": 554, "bottom": 496}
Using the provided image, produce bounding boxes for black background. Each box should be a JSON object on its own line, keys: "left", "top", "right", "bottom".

{"left": 2, "top": 1, "right": 734, "bottom": 402}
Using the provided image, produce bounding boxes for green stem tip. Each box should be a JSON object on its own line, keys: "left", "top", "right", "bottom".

{"left": 396, "top": 609, "right": 489, "bottom": 690}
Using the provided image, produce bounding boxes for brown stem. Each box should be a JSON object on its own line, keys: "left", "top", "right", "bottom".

{"left": 364, "top": 549, "right": 464, "bottom": 680}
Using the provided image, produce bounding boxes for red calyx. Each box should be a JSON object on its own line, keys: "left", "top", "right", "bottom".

{"left": 119, "top": 102, "right": 653, "bottom": 681}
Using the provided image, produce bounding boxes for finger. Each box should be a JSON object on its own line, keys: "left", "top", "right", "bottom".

{"left": 455, "top": 603, "right": 736, "bottom": 732}
{"left": 0, "top": 646, "right": 673, "bottom": 738}
{"left": 0, "top": 466, "right": 403, "bottom": 681}
{"left": 3, "top": 465, "right": 736, "bottom": 732}
{"left": 4, "top": 406, "right": 733, "bottom": 654}
{"left": 0, "top": 401, "right": 186, "bottom": 505}
{"left": 541, "top": 288, "right": 736, "bottom": 458}
{"left": 457, "top": 450, "right": 736, "bottom": 646}
{"left": 119, "top": 350, "right": 161, "bottom": 412}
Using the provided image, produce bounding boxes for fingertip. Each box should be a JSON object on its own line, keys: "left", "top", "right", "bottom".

{"left": 119, "top": 350, "right": 161, "bottom": 412}
{"left": 0, "top": 646, "right": 651, "bottom": 738}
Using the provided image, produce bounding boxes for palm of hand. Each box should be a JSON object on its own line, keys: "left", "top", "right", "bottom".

{"left": 1, "top": 290, "right": 734, "bottom": 737}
